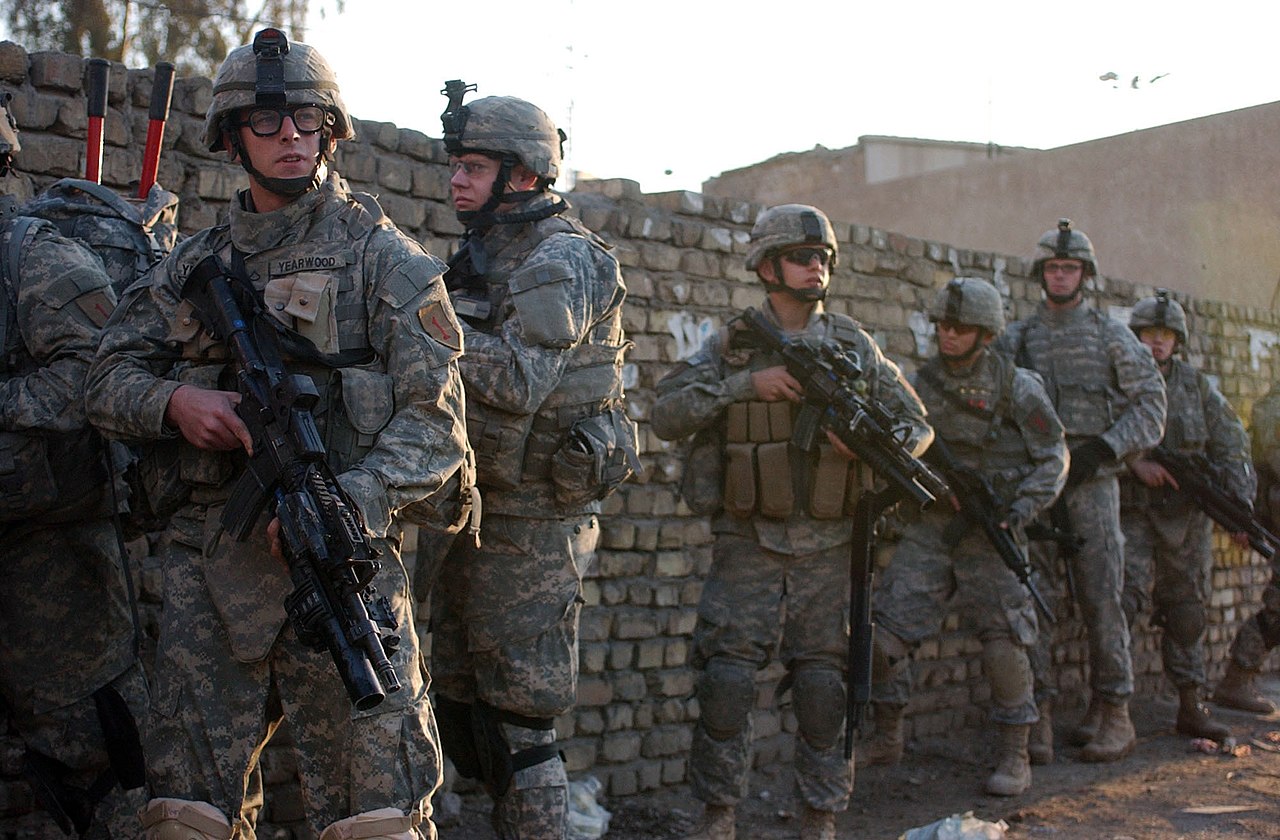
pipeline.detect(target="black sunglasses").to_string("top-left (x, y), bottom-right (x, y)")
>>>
top-left (237, 104), bottom-right (332, 137)
top-left (780, 246), bottom-right (832, 267)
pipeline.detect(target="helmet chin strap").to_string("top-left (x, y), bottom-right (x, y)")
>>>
top-left (458, 153), bottom-right (561, 231)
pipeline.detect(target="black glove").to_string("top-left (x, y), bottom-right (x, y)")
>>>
top-left (1066, 437), bottom-right (1115, 489)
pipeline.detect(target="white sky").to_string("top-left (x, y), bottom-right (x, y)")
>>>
top-left (303, 0), bottom-right (1280, 193)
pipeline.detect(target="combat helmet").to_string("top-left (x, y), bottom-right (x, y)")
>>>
top-left (0, 92), bottom-right (20, 178)
top-left (746, 204), bottom-right (839, 272)
top-left (205, 29), bottom-right (351, 196)
top-left (1129, 288), bottom-right (1188, 344)
top-left (929, 277), bottom-right (1005, 334)
top-left (1031, 218), bottom-right (1098, 279)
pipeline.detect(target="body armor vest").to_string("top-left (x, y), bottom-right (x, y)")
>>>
top-left (1012, 307), bottom-right (1124, 439)
top-left (1120, 359), bottom-right (1210, 508)
top-left (461, 213), bottom-right (628, 511)
top-left (719, 313), bottom-right (868, 520)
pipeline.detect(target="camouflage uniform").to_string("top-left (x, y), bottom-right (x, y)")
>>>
top-left (87, 124), bottom-right (465, 840)
top-left (429, 190), bottom-right (628, 837)
top-left (1222, 384), bottom-right (1280, 674)
top-left (652, 298), bottom-right (930, 814)
top-left (1120, 359), bottom-right (1252, 690)
top-left (996, 303), bottom-right (1166, 704)
top-left (0, 211), bottom-right (149, 839)
top-left (872, 350), bottom-right (1066, 720)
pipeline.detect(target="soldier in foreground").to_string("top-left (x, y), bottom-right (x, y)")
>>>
top-left (1213, 379), bottom-right (1280, 714)
top-left (1120, 292), bottom-right (1251, 740)
top-left (859, 278), bottom-right (1066, 796)
top-left (87, 31), bottom-right (467, 839)
top-left (429, 85), bottom-right (634, 839)
top-left (995, 220), bottom-right (1166, 763)
top-left (652, 204), bottom-right (931, 840)
top-left (0, 92), bottom-right (150, 840)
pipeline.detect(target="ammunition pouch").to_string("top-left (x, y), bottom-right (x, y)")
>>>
top-left (678, 426), bottom-right (724, 515)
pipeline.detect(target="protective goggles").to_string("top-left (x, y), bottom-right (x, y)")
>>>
top-left (780, 247), bottom-right (832, 267)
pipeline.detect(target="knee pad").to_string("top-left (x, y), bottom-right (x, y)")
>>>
top-left (140, 798), bottom-right (233, 840)
top-left (319, 808), bottom-right (417, 840)
top-left (472, 701), bottom-right (559, 797)
top-left (981, 639), bottom-right (1033, 710)
top-left (697, 658), bottom-right (756, 741)
top-left (1159, 602), bottom-right (1206, 648)
top-left (791, 666), bottom-right (846, 751)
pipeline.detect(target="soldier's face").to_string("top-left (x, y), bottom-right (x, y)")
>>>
top-left (1138, 326), bottom-right (1178, 362)
top-left (235, 108), bottom-right (323, 183)
top-left (449, 153), bottom-right (501, 213)
top-left (936, 320), bottom-right (986, 362)
top-left (770, 246), bottom-right (831, 295)
top-left (1041, 258), bottom-right (1086, 303)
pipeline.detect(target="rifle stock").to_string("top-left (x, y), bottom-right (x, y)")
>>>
top-left (181, 255), bottom-right (402, 710)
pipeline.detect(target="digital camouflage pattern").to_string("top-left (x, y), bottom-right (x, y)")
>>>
top-left (652, 299), bottom-right (931, 812)
top-left (0, 217), bottom-right (148, 838)
top-left (1121, 358), bottom-right (1253, 689)
top-left (444, 96), bottom-right (564, 181)
top-left (431, 191), bottom-right (627, 839)
top-left (1225, 382), bottom-right (1280, 670)
top-left (997, 301), bottom-right (1167, 704)
top-left (86, 174), bottom-right (467, 839)
top-left (871, 349), bottom-right (1067, 724)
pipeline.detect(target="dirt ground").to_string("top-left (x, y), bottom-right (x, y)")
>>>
top-left (438, 676), bottom-right (1280, 840)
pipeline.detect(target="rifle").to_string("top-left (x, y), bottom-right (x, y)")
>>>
top-left (731, 309), bottom-right (948, 758)
top-left (738, 308), bottom-right (949, 510)
top-left (1149, 446), bottom-right (1279, 559)
top-left (84, 58), bottom-right (110, 184)
top-left (137, 62), bottom-right (175, 199)
top-left (1024, 498), bottom-right (1082, 614)
top-left (922, 438), bottom-right (1054, 623)
top-left (181, 255), bottom-right (402, 710)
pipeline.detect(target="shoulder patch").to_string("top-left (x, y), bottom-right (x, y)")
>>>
top-left (75, 289), bottom-right (115, 327)
top-left (419, 300), bottom-right (461, 351)
top-left (1026, 408), bottom-right (1052, 435)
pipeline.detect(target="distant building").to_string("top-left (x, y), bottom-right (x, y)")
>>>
top-left (704, 102), bottom-right (1280, 310)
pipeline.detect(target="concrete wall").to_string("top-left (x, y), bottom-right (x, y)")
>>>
top-left (1, 42), bottom-right (1278, 839)
top-left (702, 105), bottom-right (1280, 311)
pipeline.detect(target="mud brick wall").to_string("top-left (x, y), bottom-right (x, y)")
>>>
top-left (2, 43), bottom-right (1278, 838)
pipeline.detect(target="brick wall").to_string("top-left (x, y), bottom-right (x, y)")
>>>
top-left (2, 43), bottom-right (1277, 838)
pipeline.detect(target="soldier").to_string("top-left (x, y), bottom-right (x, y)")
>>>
top-left (995, 220), bottom-right (1166, 763)
top-left (428, 85), bottom-right (635, 839)
top-left (858, 278), bottom-right (1067, 796)
top-left (86, 31), bottom-right (468, 839)
top-left (1120, 291), bottom-right (1251, 740)
top-left (0, 93), bottom-right (150, 838)
top-left (1212, 379), bottom-right (1280, 714)
top-left (652, 204), bottom-right (932, 840)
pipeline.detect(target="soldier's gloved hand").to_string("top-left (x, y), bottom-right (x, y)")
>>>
top-left (1066, 436), bottom-right (1115, 489)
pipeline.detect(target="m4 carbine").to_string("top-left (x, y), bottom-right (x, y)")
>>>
top-left (1150, 446), bottom-right (1279, 559)
top-left (182, 255), bottom-right (402, 710)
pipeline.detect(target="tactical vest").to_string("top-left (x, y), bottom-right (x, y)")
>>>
top-left (1120, 360), bottom-right (1210, 508)
top-left (719, 313), bottom-right (868, 520)
top-left (915, 352), bottom-right (1027, 502)
top-left (1012, 308), bottom-right (1123, 439)
top-left (462, 214), bottom-right (631, 506)
top-left (164, 192), bottom-right (395, 501)
top-left (0, 215), bottom-right (109, 521)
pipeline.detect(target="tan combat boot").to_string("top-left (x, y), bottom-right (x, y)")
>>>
top-left (1079, 700), bottom-right (1136, 762)
top-left (855, 703), bottom-right (905, 766)
top-left (985, 724), bottom-right (1032, 796)
top-left (1028, 700), bottom-right (1054, 765)
top-left (1213, 664), bottom-right (1276, 714)
top-left (1066, 696), bottom-right (1103, 747)
top-left (1176, 685), bottom-right (1230, 740)
top-left (685, 803), bottom-right (735, 840)
top-left (799, 806), bottom-right (837, 840)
